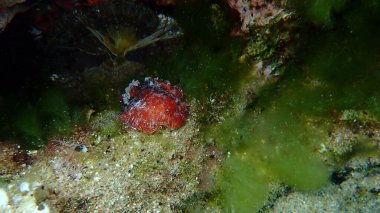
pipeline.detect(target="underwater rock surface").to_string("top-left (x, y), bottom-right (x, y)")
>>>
top-left (271, 156), bottom-right (380, 212)
top-left (0, 114), bottom-right (204, 211)
top-left (1, 0), bottom-right (380, 212)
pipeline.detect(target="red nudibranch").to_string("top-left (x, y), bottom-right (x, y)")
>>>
top-left (120, 77), bottom-right (189, 133)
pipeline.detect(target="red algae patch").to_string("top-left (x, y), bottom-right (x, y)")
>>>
top-left (120, 77), bottom-right (189, 133)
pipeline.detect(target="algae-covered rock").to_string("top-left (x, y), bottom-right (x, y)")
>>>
top-left (90, 110), bottom-right (122, 137)
top-left (4, 116), bottom-right (206, 211)
top-left (0, 181), bottom-right (51, 213)
top-left (324, 109), bottom-right (380, 157)
top-left (328, 126), bottom-right (358, 156)
top-left (271, 155), bottom-right (380, 212)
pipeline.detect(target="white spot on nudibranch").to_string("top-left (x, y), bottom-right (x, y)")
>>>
top-left (122, 80), bottom-right (140, 104)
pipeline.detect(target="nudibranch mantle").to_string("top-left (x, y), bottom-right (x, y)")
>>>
top-left (120, 77), bottom-right (189, 133)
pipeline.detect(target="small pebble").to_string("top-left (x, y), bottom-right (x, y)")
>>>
top-left (12, 194), bottom-right (21, 204)
top-left (75, 145), bottom-right (88, 153)
top-left (0, 189), bottom-right (9, 207)
top-left (31, 182), bottom-right (41, 190)
top-left (19, 182), bottom-right (29, 193)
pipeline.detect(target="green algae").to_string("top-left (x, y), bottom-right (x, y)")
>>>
top-left (220, 156), bottom-right (269, 212)
top-left (146, 2), bottom-right (247, 100)
top-left (208, 102), bottom-right (330, 211)
top-left (153, 43), bottom-right (246, 99)
top-left (295, 3), bottom-right (380, 117)
top-left (37, 90), bottom-right (71, 136)
top-left (290, 0), bottom-right (380, 28)
top-left (81, 69), bottom-right (131, 110)
top-left (289, 0), bottom-right (347, 27)
top-left (70, 106), bottom-right (88, 126)
top-left (14, 105), bottom-right (44, 147)
top-left (0, 90), bottom-right (88, 148)
top-left (200, 0), bottom-right (380, 211)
